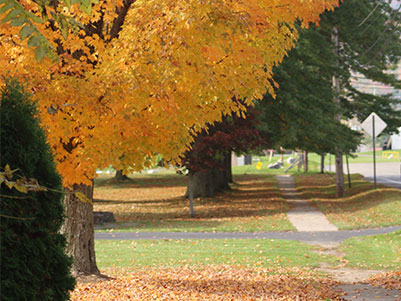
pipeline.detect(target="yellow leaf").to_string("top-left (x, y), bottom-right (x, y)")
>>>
top-left (5, 180), bottom-right (14, 190)
top-left (4, 164), bottom-right (12, 179)
top-left (0, 172), bottom-right (5, 185)
top-left (15, 179), bottom-right (28, 194)
top-left (74, 192), bottom-right (93, 205)
top-left (4, 164), bottom-right (18, 180)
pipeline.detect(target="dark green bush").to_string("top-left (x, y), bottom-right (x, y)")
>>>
top-left (0, 79), bottom-right (75, 300)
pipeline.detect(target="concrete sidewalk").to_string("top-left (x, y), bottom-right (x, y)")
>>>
top-left (276, 175), bottom-right (338, 232)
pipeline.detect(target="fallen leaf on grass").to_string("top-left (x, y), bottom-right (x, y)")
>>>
top-left (366, 271), bottom-right (401, 290)
top-left (70, 265), bottom-right (339, 300)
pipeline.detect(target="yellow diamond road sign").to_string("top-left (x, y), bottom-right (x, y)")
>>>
top-left (360, 112), bottom-right (387, 138)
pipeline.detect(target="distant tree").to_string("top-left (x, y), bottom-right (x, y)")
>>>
top-left (258, 0), bottom-right (401, 196)
top-left (257, 23), bottom-right (361, 160)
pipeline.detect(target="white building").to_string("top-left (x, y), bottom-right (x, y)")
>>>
top-left (391, 129), bottom-right (401, 150)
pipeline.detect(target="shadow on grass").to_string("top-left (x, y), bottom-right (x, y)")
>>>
top-left (312, 189), bottom-right (401, 215)
top-left (94, 174), bottom-right (290, 231)
top-left (95, 174), bottom-right (188, 189)
top-left (98, 219), bottom-right (225, 231)
top-left (118, 202), bottom-right (285, 219)
top-left (94, 196), bottom-right (185, 206)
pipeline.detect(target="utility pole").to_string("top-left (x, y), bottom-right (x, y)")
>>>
top-left (332, 26), bottom-right (345, 197)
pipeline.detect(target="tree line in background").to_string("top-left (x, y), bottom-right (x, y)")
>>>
top-left (183, 0), bottom-right (401, 198)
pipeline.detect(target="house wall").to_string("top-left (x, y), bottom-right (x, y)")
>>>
top-left (391, 128), bottom-right (401, 150)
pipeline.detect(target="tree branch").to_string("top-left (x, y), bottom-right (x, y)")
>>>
top-left (108, 0), bottom-right (136, 41)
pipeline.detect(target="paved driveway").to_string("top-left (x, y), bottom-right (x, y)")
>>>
top-left (94, 225), bottom-right (401, 245)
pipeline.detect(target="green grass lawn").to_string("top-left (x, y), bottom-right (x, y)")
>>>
top-left (308, 150), bottom-right (400, 165)
top-left (94, 174), bottom-right (295, 232)
top-left (94, 153), bottom-right (399, 233)
top-left (233, 150), bottom-right (400, 177)
top-left (294, 173), bottom-right (401, 230)
top-left (95, 238), bottom-right (338, 270)
top-left (232, 154), bottom-right (321, 175)
top-left (341, 231), bottom-right (401, 270)
top-left (95, 232), bottom-right (401, 272)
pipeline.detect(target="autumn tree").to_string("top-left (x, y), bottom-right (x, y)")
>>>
top-left (182, 107), bottom-right (265, 199)
top-left (0, 0), bottom-right (338, 276)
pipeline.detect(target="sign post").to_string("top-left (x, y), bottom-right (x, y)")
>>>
top-left (372, 115), bottom-right (376, 189)
top-left (360, 112), bottom-right (387, 189)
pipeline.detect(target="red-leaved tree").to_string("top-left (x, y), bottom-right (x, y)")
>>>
top-left (182, 107), bottom-right (267, 198)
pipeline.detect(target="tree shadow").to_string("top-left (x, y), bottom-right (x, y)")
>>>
top-left (94, 176), bottom-right (288, 230)
top-left (312, 189), bottom-right (401, 215)
top-left (95, 174), bottom-right (188, 189)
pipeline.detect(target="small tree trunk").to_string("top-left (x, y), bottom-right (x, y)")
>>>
top-left (188, 173), bottom-right (194, 217)
top-left (115, 170), bottom-right (128, 181)
top-left (297, 152), bottom-right (303, 172)
top-left (335, 151), bottom-right (345, 197)
top-left (61, 183), bottom-right (100, 277)
top-left (185, 170), bottom-right (215, 198)
top-left (332, 26), bottom-right (345, 198)
top-left (320, 154), bottom-right (325, 173)
top-left (304, 151), bottom-right (309, 173)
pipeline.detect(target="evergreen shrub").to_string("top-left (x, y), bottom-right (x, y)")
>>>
top-left (0, 79), bottom-right (75, 300)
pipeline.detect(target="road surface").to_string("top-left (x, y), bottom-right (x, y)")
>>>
top-left (331, 162), bottom-right (401, 189)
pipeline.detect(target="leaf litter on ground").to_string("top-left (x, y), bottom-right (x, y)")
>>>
top-left (70, 265), bottom-right (340, 300)
top-left (294, 173), bottom-right (401, 230)
top-left (94, 174), bottom-right (294, 232)
top-left (366, 270), bottom-right (401, 291)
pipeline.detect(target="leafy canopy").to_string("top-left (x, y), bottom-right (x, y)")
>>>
top-left (0, 0), bottom-right (338, 187)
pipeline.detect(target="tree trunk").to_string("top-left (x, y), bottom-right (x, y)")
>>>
top-left (335, 151), bottom-right (345, 197)
top-left (332, 26), bottom-right (345, 197)
top-left (320, 154), bottom-right (325, 173)
top-left (61, 183), bottom-right (100, 277)
top-left (115, 169), bottom-right (128, 181)
top-left (185, 168), bottom-right (230, 199)
top-left (225, 152), bottom-right (233, 183)
top-left (304, 151), bottom-right (309, 173)
top-left (244, 155), bottom-right (252, 165)
top-left (185, 170), bottom-right (214, 198)
top-left (213, 169), bottom-right (230, 191)
top-left (297, 151), bottom-right (303, 172)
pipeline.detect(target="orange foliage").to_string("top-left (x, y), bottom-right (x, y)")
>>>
top-left (0, 0), bottom-right (338, 187)
top-left (71, 265), bottom-right (339, 300)
top-left (367, 271), bottom-right (401, 291)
